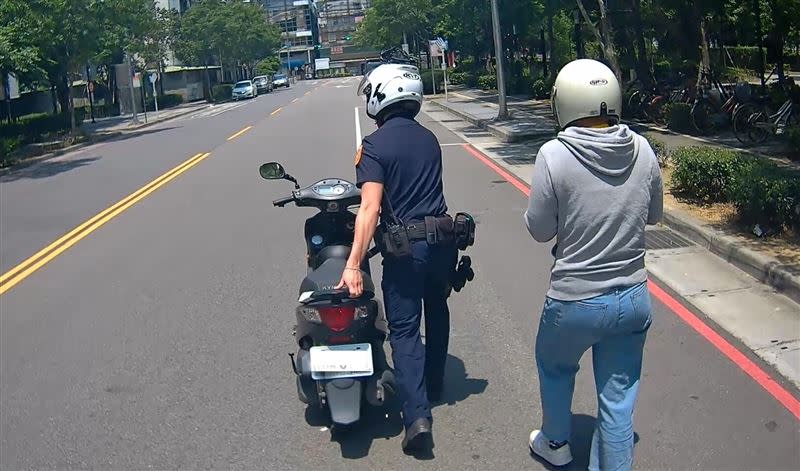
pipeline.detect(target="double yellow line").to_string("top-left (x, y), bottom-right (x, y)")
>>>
top-left (0, 152), bottom-right (211, 295)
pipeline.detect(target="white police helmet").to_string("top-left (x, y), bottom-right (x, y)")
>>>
top-left (551, 59), bottom-right (622, 129)
top-left (357, 63), bottom-right (423, 120)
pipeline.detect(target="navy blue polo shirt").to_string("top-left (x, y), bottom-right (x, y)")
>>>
top-left (355, 116), bottom-right (447, 223)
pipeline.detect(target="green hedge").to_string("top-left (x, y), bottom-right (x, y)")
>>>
top-left (212, 84), bottom-right (233, 103)
top-left (784, 126), bottom-right (800, 161)
top-left (420, 70), bottom-right (444, 95)
top-left (665, 102), bottom-right (694, 134)
top-left (645, 136), bottom-right (669, 167)
top-left (727, 160), bottom-right (800, 232)
top-left (449, 71), bottom-right (469, 85)
top-left (0, 112), bottom-right (72, 141)
top-left (531, 77), bottom-right (554, 99)
top-left (0, 136), bottom-right (23, 163)
top-left (477, 74), bottom-right (496, 90)
top-left (670, 146), bottom-right (800, 234)
top-left (145, 93), bottom-right (184, 111)
top-left (670, 147), bottom-right (750, 203)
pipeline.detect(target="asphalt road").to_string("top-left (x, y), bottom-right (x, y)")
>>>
top-left (1, 78), bottom-right (798, 470)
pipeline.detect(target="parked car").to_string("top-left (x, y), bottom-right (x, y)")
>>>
top-left (272, 73), bottom-right (290, 88)
top-left (253, 75), bottom-right (273, 94)
top-left (232, 80), bottom-right (257, 100)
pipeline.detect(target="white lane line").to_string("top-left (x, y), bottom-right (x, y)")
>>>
top-left (354, 106), bottom-right (362, 150)
top-left (440, 143), bottom-right (465, 147)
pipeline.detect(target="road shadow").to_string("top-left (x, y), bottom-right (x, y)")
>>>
top-left (302, 353), bottom-right (486, 461)
top-left (98, 126), bottom-right (179, 144)
top-left (0, 156), bottom-right (100, 182)
top-left (528, 414), bottom-right (641, 470)
top-left (303, 397), bottom-right (404, 460)
top-left (431, 354), bottom-right (489, 409)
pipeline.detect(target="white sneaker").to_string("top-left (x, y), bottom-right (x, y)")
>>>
top-left (529, 429), bottom-right (573, 467)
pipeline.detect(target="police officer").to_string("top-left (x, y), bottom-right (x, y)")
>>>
top-left (336, 63), bottom-right (457, 454)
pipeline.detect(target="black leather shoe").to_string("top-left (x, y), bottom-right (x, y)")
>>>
top-left (402, 418), bottom-right (433, 453)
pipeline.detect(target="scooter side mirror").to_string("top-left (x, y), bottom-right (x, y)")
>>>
top-left (259, 162), bottom-right (286, 180)
top-left (259, 162), bottom-right (300, 189)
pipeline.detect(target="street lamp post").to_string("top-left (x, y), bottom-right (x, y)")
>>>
top-left (490, 0), bottom-right (508, 120)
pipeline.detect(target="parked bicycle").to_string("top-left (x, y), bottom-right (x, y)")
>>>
top-left (734, 97), bottom-right (799, 145)
top-left (690, 69), bottom-right (741, 135)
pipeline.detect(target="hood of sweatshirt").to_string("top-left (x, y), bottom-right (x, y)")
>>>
top-left (556, 124), bottom-right (639, 177)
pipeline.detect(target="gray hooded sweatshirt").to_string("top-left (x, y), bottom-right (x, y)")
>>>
top-left (524, 124), bottom-right (663, 301)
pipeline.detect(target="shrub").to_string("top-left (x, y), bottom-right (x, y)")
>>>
top-left (477, 74), bottom-right (496, 90)
top-left (727, 161), bottom-right (800, 233)
top-left (670, 146), bottom-right (750, 203)
top-left (783, 126), bottom-right (800, 161)
top-left (665, 102), bottom-right (694, 133)
top-left (531, 77), bottom-right (554, 99)
top-left (211, 84), bottom-right (233, 103)
top-left (645, 135), bottom-right (669, 167)
top-left (449, 71), bottom-right (469, 85)
top-left (145, 93), bottom-right (184, 111)
top-left (1, 136), bottom-right (23, 162)
top-left (420, 70), bottom-right (444, 95)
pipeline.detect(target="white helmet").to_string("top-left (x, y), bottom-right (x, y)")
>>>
top-left (551, 59), bottom-right (622, 129)
top-left (357, 63), bottom-right (423, 120)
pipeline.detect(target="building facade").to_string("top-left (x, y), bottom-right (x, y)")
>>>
top-left (317, 0), bottom-right (369, 48)
top-left (316, 0), bottom-right (379, 76)
top-left (264, 0), bottom-right (320, 74)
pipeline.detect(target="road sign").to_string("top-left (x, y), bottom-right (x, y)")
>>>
top-left (315, 58), bottom-right (329, 71)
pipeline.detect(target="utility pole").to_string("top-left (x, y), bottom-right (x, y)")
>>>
top-left (490, 0), bottom-right (508, 120)
top-left (127, 53), bottom-right (139, 124)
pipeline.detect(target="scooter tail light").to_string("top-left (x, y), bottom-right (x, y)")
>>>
top-left (318, 306), bottom-right (356, 332)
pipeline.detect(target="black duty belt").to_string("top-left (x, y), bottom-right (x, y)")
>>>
top-left (405, 215), bottom-right (454, 245)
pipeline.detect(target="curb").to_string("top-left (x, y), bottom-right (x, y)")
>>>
top-left (661, 207), bottom-right (800, 304)
top-left (0, 104), bottom-right (208, 177)
top-left (428, 99), bottom-right (556, 143)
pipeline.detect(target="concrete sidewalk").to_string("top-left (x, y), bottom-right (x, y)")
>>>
top-left (423, 99), bottom-right (800, 388)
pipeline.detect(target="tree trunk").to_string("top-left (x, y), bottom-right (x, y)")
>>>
top-left (50, 85), bottom-right (58, 115)
top-left (632, 0), bottom-right (653, 87)
top-left (769, 0), bottom-right (786, 84)
top-left (697, 15), bottom-right (711, 90)
top-left (66, 71), bottom-right (76, 133)
top-left (576, 0), bottom-right (622, 80)
top-left (547, 0), bottom-right (556, 78)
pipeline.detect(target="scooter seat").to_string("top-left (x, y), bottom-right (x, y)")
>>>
top-left (298, 258), bottom-right (375, 301)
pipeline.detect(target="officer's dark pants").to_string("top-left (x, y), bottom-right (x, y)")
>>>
top-left (381, 239), bottom-right (457, 429)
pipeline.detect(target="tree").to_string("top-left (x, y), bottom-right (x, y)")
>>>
top-left (30, 0), bottom-right (103, 132)
top-left (175, 0), bottom-right (280, 95)
top-left (355, 0), bottom-right (434, 50)
top-left (0, 0), bottom-right (45, 121)
top-left (255, 56), bottom-right (280, 77)
top-left (575, 0), bottom-right (622, 80)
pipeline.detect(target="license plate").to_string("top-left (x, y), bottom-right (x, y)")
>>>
top-left (310, 343), bottom-right (373, 380)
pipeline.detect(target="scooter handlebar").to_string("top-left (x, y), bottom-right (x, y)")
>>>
top-left (273, 195), bottom-right (295, 207)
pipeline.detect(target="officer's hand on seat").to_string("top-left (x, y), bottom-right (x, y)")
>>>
top-left (336, 267), bottom-right (363, 298)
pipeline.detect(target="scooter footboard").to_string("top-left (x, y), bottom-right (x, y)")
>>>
top-left (325, 378), bottom-right (362, 425)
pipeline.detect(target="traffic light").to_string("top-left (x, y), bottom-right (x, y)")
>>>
top-left (344, 35), bottom-right (351, 41)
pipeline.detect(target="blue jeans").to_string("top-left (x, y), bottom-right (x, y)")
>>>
top-left (535, 282), bottom-right (652, 471)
